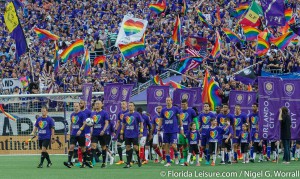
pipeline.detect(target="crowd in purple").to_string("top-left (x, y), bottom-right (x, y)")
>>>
top-left (0, 0), bottom-right (299, 101)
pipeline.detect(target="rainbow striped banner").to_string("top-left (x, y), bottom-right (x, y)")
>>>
top-left (196, 9), bottom-right (212, 29)
top-left (270, 31), bottom-right (298, 50)
top-left (84, 50), bottom-right (91, 77)
top-left (172, 15), bottom-right (181, 44)
top-left (222, 28), bottom-right (241, 43)
top-left (118, 35), bottom-right (145, 59)
top-left (211, 31), bottom-right (221, 59)
top-left (60, 39), bottom-right (84, 63)
top-left (284, 8), bottom-right (292, 22)
top-left (149, 0), bottom-right (166, 14)
top-left (34, 28), bottom-right (59, 41)
top-left (0, 104), bottom-right (17, 122)
top-left (242, 26), bottom-right (261, 41)
top-left (256, 36), bottom-right (270, 57)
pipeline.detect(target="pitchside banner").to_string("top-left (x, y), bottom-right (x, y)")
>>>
top-left (191, 87), bottom-right (202, 112)
top-left (229, 91), bottom-right (257, 115)
top-left (147, 86), bottom-right (169, 118)
top-left (281, 79), bottom-right (300, 140)
top-left (82, 83), bottom-right (93, 110)
top-left (173, 88), bottom-right (196, 107)
top-left (258, 77), bottom-right (281, 140)
top-left (103, 83), bottom-right (122, 126)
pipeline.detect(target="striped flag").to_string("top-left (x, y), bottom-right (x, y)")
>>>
top-left (172, 15), bottom-right (182, 44)
top-left (185, 48), bottom-right (201, 57)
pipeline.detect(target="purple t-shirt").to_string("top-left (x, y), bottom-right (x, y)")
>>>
top-left (206, 126), bottom-right (224, 143)
top-left (91, 110), bottom-right (110, 136)
top-left (217, 113), bottom-right (234, 126)
top-left (222, 125), bottom-right (233, 139)
top-left (82, 108), bottom-right (92, 134)
top-left (151, 114), bottom-right (161, 135)
top-left (187, 130), bottom-right (201, 145)
top-left (239, 131), bottom-right (251, 144)
top-left (199, 112), bottom-right (216, 135)
top-left (142, 114), bottom-right (151, 137)
top-left (180, 107), bottom-right (197, 134)
top-left (70, 111), bottom-right (85, 137)
top-left (233, 113), bottom-right (247, 136)
top-left (122, 112), bottom-right (143, 138)
top-left (160, 106), bottom-right (181, 133)
top-left (35, 116), bottom-right (55, 140)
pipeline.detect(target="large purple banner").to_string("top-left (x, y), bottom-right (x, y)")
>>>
top-left (147, 86), bottom-right (169, 118)
top-left (120, 84), bottom-right (134, 102)
top-left (191, 87), bottom-right (202, 112)
top-left (281, 79), bottom-right (300, 140)
top-left (261, 0), bottom-right (285, 26)
top-left (258, 77), bottom-right (281, 140)
top-left (229, 91), bottom-right (257, 115)
top-left (103, 83), bottom-right (123, 126)
top-left (82, 83), bottom-right (93, 110)
top-left (173, 88), bottom-right (196, 107)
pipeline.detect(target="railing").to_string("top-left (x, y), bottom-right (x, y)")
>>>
top-left (263, 68), bottom-right (283, 74)
top-left (131, 71), bottom-right (170, 96)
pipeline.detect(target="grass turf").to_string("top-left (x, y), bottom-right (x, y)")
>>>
top-left (1, 155), bottom-right (300, 179)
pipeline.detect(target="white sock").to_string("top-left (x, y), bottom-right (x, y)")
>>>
top-left (296, 149), bottom-right (300, 158)
top-left (228, 152), bottom-right (232, 162)
top-left (145, 149), bottom-right (149, 161)
top-left (213, 154), bottom-right (216, 163)
top-left (253, 153), bottom-right (256, 160)
top-left (187, 153), bottom-right (192, 163)
top-left (196, 154), bottom-right (199, 163)
top-left (221, 150), bottom-right (225, 161)
top-left (273, 151), bottom-right (277, 160)
top-left (259, 154), bottom-right (263, 160)
top-left (107, 152), bottom-right (112, 158)
top-left (243, 153), bottom-right (246, 162)
top-left (155, 154), bottom-right (158, 160)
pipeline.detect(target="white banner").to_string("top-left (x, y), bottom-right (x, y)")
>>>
top-left (115, 15), bottom-right (148, 45)
top-left (1, 78), bottom-right (22, 92)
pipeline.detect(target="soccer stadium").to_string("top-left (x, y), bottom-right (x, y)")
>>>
top-left (1, 0), bottom-right (300, 179)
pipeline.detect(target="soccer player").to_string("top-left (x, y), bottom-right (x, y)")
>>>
top-left (90, 100), bottom-right (111, 168)
top-left (248, 103), bottom-right (259, 160)
top-left (31, 106), bottom-right (55, 168)
top-left (185, 122), bottom-right (201, 166)
top-left (151, 105), bottom-right (164, 163)
top-left (199, 103), bottom-right (216, 163)
top-left (232, 104), bottom-right (247, 163)
top-left (179, 99), bottom-right (197, 164)
top-left (137, 108), bottom-right (152, 164)
top-left (114, 101), bottom-right (129, 165)
top-left (217, 104), bottom-right (234, 127)
top-left (157, 97), bottom-right (183, 167)
top-left (120, 102), bottom-right (144, 168)
top-left (64, 102), bottom-right (92, 168)
top-left (220, 118), bottom-right (233, 164)
top-left (238, 123), bottom-right (251, 164)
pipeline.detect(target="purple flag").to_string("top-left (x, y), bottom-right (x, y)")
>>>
top-left (82, 83), bottom-right (93, 110)
top-left (103, 83), bottom-right (123, 126)
top-left (120, 84), bottom-right (134, 102)
top-left (173, 88), bottom-right (196, 107)
top-left (147, 86), bottom-right (169, 118)
top-left (261, 0), bottom-right (285, 26)
top-left (281, 79), bottom-right (300, 140)
top-left (229, 91), bottom-right (257, 115)
top-left (191, 87), bottom-right (202, 112)
top-left (258, 77), bottom-right (281, 140)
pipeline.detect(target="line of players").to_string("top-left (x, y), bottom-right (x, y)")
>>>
top-left (32, 97), bottom-right (300, 168)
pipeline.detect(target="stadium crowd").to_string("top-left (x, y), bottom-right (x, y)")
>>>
top-left (0, 0), bottom-right (299, 101)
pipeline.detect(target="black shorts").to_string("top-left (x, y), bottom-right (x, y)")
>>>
top-left (241, 143), bottom-right (249, 153)
top-left (189, 144), bottom-right (200, 154)
top-left (38, 139), bottom-right (50, 149)
top-left (253, 142), bottom-right (262, 153)
top-left (270, 141), bottom-right (276, 152)
top-left (117, 134), bottom-right (124, 144)
top-left (91, 135), bottom-right (111, 146)
top-left (70, 136), bottom-right (85, 147)
top-left (221, 139), bottom-right (232, 150)
top-left (209, 142), bottom-right (218, 154)
top-left (125, 138), bottom-right (139, 146)
top-left (296, 141), bottom-right (300, 145)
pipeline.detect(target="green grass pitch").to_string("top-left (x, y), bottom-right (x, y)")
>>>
top-left (1, 155), bottom-right (300, 179)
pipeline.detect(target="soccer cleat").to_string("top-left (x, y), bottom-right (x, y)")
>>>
top-left (138, 160), bottom-right (142, 167)
top-left (250, 159), bottom-right (254, 163)
top-left (123, 164), bottom-right (131, 168)
top-left (227, 161), bottom-right (232, 165)
top-left (291, 157), bottom-right (295, 161)
top-left (295, 158), bottom-right (299, 161)
top-left (160, 160), bottom-right (165, 164)
top-left (205, 161), bottom-right (210, 165)
top-left (211, 162), bottom-right (215, 166)
top-left (110, 157), bottom-right (114, 165)
top-left (64, 162), bottom-right (72, 168)
top-left (47, 163), bottom-right (52, 168)
top-left (101, 163), bottom-right (106, 168)
top-left (175, 158), bottom-right (179, 165)
top-left (190, 160), bottom-right (194, 165)
top-left (142, 160), bottom-right (148, 165)
top-left (37, 163), bottom-right (43, 168)
top-left (164, 163), bottom-right (171, 167)
top-left (80, 163), bottom-right (86, 168)
top-left (232, 160), bottom-right (238, 163)
top-left (196, 162), bottom-right (200, 166)
top-left (246, 160), bottom-right (249, 163)
top-left (220, 161), bottom-right (225, 165)
top-left (258, 159), bottom-right (263, 163)
top-left (272, 159), bottom-right (278, 163)
top-left (70, 162), bottom-right (74, 166)
top-left (154, 159), bottom-right (159, 163)
top-left (184, 162), bottom-right (189, 166)
top-left (85, 161), bottom-right (93, 168)
top-left (179, 158), bottom-right (185, 164)
top-left (116, 160), bottom-right (124, 165)
top-left (242, 162), bottom-right (246, 164)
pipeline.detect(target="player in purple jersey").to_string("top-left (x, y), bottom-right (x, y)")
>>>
top-left (238, 123), bottom-right (251, 164)
top-left (157, 97), bottom-right (183, 167)
top-left (91, 100), bottom-right (111, 168)
top-left (233, 104), bottom-right (247, 163)
top-left (150, 105), bottom-right (164, 163)
top-left (248, 103), bottom-right (259, 160)
top-left (179, 99), bottom-right (197, 164)
top-left (199, 103), bottom-right (216, 162)
top-left (30, 106), bottom-right (55, 168)
top-left (220, 118), bottom-right (233, 165)
top-left (120, 102), bottom-right (144, 168)
top-left (114, 101), bottom-right (129, 165)
top-left (217, 104), bottom-right (234, 127)
top-left (64, 103), bottom-right (92, 168)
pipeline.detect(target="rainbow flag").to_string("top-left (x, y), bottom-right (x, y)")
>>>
top-left (149, 0), bottom-right (166, 14)
top-left (242, 26), bottom-right (261, 41)
top-left (216, 6), bottom-right (221, 22)
top-left (117, 55), bottom-right (125, 67)
top-left (0, 104), bottom-right (17, 122)
top-left (208, 79), bottom-right (222, 111)
top-left (280, 23), bottom-right (291, 34)
top-left (211, 31), bottom-right (221, 59)
top-left (270, 31), bottom-right (298, 50)
top-left (84, 50), bottom-right (91, 76)
top-left (284, 8), bottom-right (292, 22)
top-left (60, 39), bottom-right (84, 63)
top-left (247, 84), bottom-right (253, 91)
top-left (291, 38), bottom-right (298, 46)
top-left (288, 16), bottom-right (296, 25)
top-left (181, 0), bottom-right (187, 15)
top-left (222, 28), bottom-right (241, 43)
top-left (258, 31), bottom-right (272, 42)
top-left (33, 28), bottom-right (59, 41)
top-left (202, 69), bottom-right (211, 104)
top-left (256, 36), bottom-right (270, 57)
top-left (176, 57), bottom-right (203, 74)
top-left (233, 3), bottom-right (249, 18)
top-left (196, 9), bottom-right (212, 29)
top-left (19, 76), bottom-right (29, 88)
top-left (94, 56), bottom-right (106, 65)
top-left (172, 15), bottom-right (182, 44)
top-left (169, 80), bottom-right (185, 89)
top-left (118, 35), bottom-right (145, 59)
top-left (53, 41), bottom-right (59, 74)
top-left (153, 74), bottom-right (164, 85)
